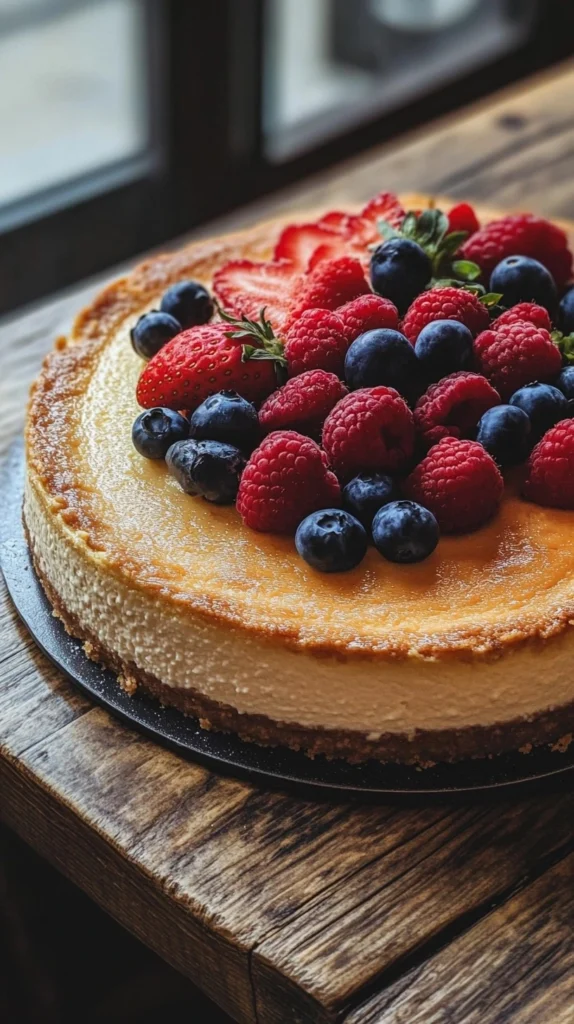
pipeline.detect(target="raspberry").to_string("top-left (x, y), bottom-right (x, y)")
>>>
top-left (447, 202), bottom-right (480, 237)
top-left (491, 302), bottom-right (552, 332)
top-left (474, 320), bottom-right (562, 400)
top-left (236, 431), bottom-right (341, 533)
top-left (288, 256), bottom-right (370, 323)
top-left (322, 387), bottom-right (415, 480)
top-left (337, 293), bottom-right (399, 343)
top-left (405, 437), bottom-right (504, 533)
top-left (524, 420), bottom-right (574, 509)
top-left (414, 371), bottom-right (500, 448)
top-left (259, 370), bottom-right (347, 436)
top-left (461, 214), bottom-right (573, 289)
top-left (285, 308), bottom-right (349, 377)
top-left (401, 287), bottom-right (490, 344)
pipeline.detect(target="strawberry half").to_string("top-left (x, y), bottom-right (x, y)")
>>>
top-left (274, 222), bottom-right (343, 271)
top-left (212, 258), bottom-right (296, 332)
top-left (348, 192), bottom-right (406, 246)
top-left (136, 319), bottom-right (286, 412)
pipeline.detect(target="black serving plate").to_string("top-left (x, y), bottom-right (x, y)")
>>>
top-left (3, 438), bottom-right (574, 801)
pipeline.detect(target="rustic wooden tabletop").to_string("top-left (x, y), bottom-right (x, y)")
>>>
top-left (2, 61), bottom-right (574, 1024)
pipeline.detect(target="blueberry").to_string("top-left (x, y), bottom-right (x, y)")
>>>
top-left (370, 238), bottom-right (432, 314)
top-left (559, 286), bottom-right (574, 334)
top-left (372, 500), bottom-right (439, 564)
top-left (166, 439), bottom-right (246, 504)
top-left (414, 319), bottom-right (473, 381)
top-left (490, 256), bottom-right (557, 313)
top-left (476, 405), bottom-right (531, 467)
top-left (344, 328), bottom-right (421, 399)
top-left (342, 473), bottom-right (398, 531)
top-left (295, 509), bottom-right (367, 573)
top-left (160, 280), bottom-right (214, 328)
top-left (189, 390), bottom-right (259, 451)
top-left (555, 365), bottom-right (574, 402)
top-left (132, 408), bottom-right (189, 459)
top-left (509, 382), bottom-right (568, 441)
top-left (130, 311), bottom-right (182, 360)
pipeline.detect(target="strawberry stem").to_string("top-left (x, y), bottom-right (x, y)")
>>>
top-left (215, 301), bottom-right (288, 383)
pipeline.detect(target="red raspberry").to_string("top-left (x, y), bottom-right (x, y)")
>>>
top-left (461, 214), bottom-right (573, 288)
top-left (288, 256), bottom-right (370, 324)
top-left (236, 431), bottom-right (340, 533)
top-left (448, 202), bottom-right (480, 237)
top-left (322, 387), bottom-right (415, 480)
top-left (259, 370), bottom-right (347, 436)
top-left (414, 372), bottom-right (500, 448)
top-left (285, 308), bottom-right (349, 377)
top-left (491, 302), bottom-right (552, 332)
top-left (405, 437), bottom-right (504, 533)
top-left (474, 320), bottom-right (562, 400)
top-left (401, 287), bottom-right (490, 344)
top-left (524, 420), bottom-right (574, 509)
top-left (336, 293), bottom-right (399, 343)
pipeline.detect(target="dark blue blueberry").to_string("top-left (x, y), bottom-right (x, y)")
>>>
top-left (131, 408), bottom-right (189, 459)
top-left (559, 286), bottom-right (574, 334)
top-left (372, 500), bottom-right (439, 564)
top-left (130, 311), bottom-right (181, 360)
top-left (414, 319), bottom-right (473, 381)
top-left (509, 382), bottom-right (567, 441)
top-left (370, 238), bottom-right (432, 314)
top-left (295, 509), bottom-right (367, 573)
top-left (490, 256), bottom-right (557, 313)
top-left (160, 280), bottom-right (213, 328)
top-left (555, 365), bottom-right (574, 402)
top-left (476, 405), bottom-right (531, 467)
top-left (342, 473), bottom-right (398, 531)
top-left (344, 328), bottom-right (421, 400)
top-left (166, 439), bottom-right (246, 504)
top-left (189, 390), bottom-right (259, 451)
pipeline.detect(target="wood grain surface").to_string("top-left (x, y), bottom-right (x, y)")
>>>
top-left (2, 60), bottom-right (574, 1024)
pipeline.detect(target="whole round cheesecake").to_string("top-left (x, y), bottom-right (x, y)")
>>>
top-left (24, 193), bottom-right (574, 764)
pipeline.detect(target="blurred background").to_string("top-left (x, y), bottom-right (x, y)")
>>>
top-left (1, 0), bottom-right (573, 316)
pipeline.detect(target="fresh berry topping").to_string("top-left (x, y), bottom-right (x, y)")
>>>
top-left (460, 214), bottom-right (573, 289)
top-left (490, 255), bottom-right (557, 313)
top-left (354, 191), bottom-right (406, 243)
top-left (136, 321), bottom-right (282, 412)
top-left (524, 420), bottom-right (574, 509)
top-left (491, 302), bottom-right (552, 332)
top-left (131, 408), bottom-right (189, 460)
top-left (405, 437), bottom-right (503, 533)
top-left (288, 256), bottom-right (370, 323)
top-left (344, 328), bottom-right (421, 400)
top-left (166, 439), bottom-right (246, 504)
top-left (130, 311), bottom-right (182, 360)
top-left (322, 387), bottom-right (415, 479)
top-left (337, 293), bottom-right (399, 342)
top-left (237, 432), bottom-right (341, 534)
top-left (401, 286), bottom-right (490, 344)
top-left (559, 287), bottom-right (574, 334)
top-left (447, 203), bottom-right (480, 237)
top-left (370, 238), bottom-right (432, 314)
top-left (189, 390), bottom-right (260, 451)
top-left (212, 259), bottom-right (295, 332)
top-left (475, 405), bottom-right (531, 467)
top-left (555, 366), bottom-right (574, 404)
top-left (274, 221), bottom-right (343, 271)
top-left (414, 371), bottom-right (500, 448)
top-left (160, 280), bottom-right (214, 328)
top-left (372, 500), bottom-right (439, 563)
top-left (259, 370), bottom-right (347, 436)
top-left (295, 509), bottom-right (367, 573)
top-left (414, 319), bottom-right (473, 381)
top-left (509, 382), bottom-right (568, 442)
top-left (342, 472), bottom-right (398, 531)
top-left (473, 320), bottom-right (562, 400)
top-left (284, 308), bottom-right (349, 377)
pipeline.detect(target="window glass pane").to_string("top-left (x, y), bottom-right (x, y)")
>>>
top-left (0, 0), bottom-right (148, 209)
top-left (264, 0), bottom-right (537, 161)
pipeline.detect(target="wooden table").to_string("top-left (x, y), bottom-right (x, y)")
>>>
top-left (3, 61), bottom-right (574, 1024)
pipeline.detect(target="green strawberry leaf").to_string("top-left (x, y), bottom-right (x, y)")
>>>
top-left (400, 211), bottom-right (419, 240)
top-left (552, 329), bottom-right (574, 364)
top-left (376, 218), bottom-right (401, 242)
top-left (439, 231), bottom-right (469, 257)
top-left (452, 260), bottom-right (482, 282)
top-left (216, 301), bottom-right (287, 377)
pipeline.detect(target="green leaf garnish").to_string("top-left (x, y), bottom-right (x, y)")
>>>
top-left (452, 260), bottom-right (482, 282)
top-left (480, 292), bottom-right (504, 308)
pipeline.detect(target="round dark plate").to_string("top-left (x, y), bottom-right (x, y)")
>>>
top-left (2, 438), bottom-right (574, 801)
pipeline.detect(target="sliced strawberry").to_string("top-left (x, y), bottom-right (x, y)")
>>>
top-left (349, 191), bottom-right (406, 246)
top-left (317, 211), bottom-right (349, 230)
top-left (308, 238), bottom-right (352, 271)
top-left (274, 222), bottom-right (341, 271)
top-left (212, 258), bottom-right (296, 332)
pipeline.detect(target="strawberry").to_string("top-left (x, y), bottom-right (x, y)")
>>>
top-left (212, 258), bottom-right (296, 332)
top-left (350, 192), bottom-right (406, 245)
top-left (274, 222), bottom-right (343, 271)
